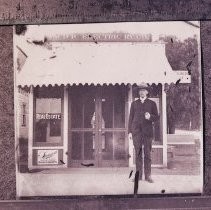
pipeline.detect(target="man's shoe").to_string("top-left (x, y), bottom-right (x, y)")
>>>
top-left (145, 176), bottom-right (154, 183)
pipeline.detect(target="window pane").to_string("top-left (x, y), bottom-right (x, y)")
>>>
top-left (50, 120), bottom-right (61, 136)
top-left (34, 87), bottom-right (62, 144)
top-left (35, 120), bottom-right (48, 142)
top-left (149, 97), bottom-right (162, 144)
top-left (154, 121), bottom-right (161, 142)
top-left (36, 98), bottom-right (61, 113)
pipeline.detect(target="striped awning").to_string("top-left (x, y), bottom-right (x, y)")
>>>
top-left (16, 42), bottom-right (190, 87)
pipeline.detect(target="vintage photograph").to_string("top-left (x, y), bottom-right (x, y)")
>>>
top-left (14, 21), bottom-right (203, 197)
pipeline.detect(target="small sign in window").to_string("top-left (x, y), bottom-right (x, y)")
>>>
top-left (37, 149), bottom-right (59, 165)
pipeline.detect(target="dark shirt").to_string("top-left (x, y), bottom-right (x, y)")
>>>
top-left (128, 98), bottom-right (159, 137)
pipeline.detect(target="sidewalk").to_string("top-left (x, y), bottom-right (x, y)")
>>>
top-left (18, 169), bottom-right (202, 197)
top-left (17, 143), bottom-right (202, 197)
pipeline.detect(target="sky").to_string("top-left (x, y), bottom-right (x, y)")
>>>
top-left (24, 21), bottom-right (200, 42)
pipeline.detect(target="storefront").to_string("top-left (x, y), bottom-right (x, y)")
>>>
top-left (15, 33), bottom-right (191, 171)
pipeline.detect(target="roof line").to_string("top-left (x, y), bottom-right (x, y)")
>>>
top-left (16, 45), bottom-right (28, 58)
top-left (184, 21), bottom-right (200, 28)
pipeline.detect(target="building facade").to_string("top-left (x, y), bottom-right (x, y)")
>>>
top-left (15, 27), bottom-right (190, 171)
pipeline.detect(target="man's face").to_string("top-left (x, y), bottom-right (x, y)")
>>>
top-left (139, 89), bottom-right (148, 98)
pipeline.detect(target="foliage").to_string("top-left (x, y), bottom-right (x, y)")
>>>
top-left (160, 36), bottom-right (201, 132)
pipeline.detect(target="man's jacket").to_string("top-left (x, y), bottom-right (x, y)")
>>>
top-left (128, 98), bottom-right (159, 138)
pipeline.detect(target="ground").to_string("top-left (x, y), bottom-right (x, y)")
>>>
top-left (17, 142), bottom-right (202, 197)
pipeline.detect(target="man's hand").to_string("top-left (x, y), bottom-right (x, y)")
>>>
top-left (128, 133), bottom-right (133, 140)
top-left (145, 112), bottom-right (151, 120)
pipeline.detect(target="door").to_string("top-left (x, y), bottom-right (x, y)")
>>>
top-left (68, 85), bottom-right (128, 167)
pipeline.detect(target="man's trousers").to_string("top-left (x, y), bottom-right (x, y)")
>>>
top-left (132, 134), bottom-right (152, 179)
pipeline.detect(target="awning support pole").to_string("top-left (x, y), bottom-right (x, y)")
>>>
top-left (162, 84), bottom-right (168, 167)
top-left (63, 86), bottom-right (68, 167)
top-left (128, 84), bottom-right (134, 167)
top-left (28, 85), bottom-right (34, 169)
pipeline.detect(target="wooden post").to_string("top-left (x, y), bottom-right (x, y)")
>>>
top-left (162, 84), bottom-right (168, 167)
top-left (197, 31), bottom-right (203, 190)
top-left (128, 84), bottom-right (134, 167)
top-left (28, 85), bottom-right (34, 169)
top-left (14, 34), bottom-right (20, 198)
top-left (63, 85), bottom-right (68, 167)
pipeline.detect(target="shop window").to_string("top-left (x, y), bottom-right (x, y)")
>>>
top-left (34, 87), bottom-right (63, 146)
top-left (22, 103), bottom-right (26, 127)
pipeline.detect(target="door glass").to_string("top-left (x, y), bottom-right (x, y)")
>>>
top-left (84, 94), bottom-right (95, 128)
top-left (70, 87), bottom-right (83, 128)
top-left (114, 132), bottom-right (126, 160)
top-left (102, 132), bottom-right (126, 161)
top-left (84, 132), bottom-right (95, 160)
top-left (70, 86), bottom-right (96, 128)
top-left (114, 88), bottom-right (125, 128)
top-left (102, 86), bottom-right (126, 128)
top-left (71, 96), bottom-right (83, 128)
top-left (71, 132), bottom-right (82, 160)
top-left (71, 132), bottom-right (95, 161)
top-left (102, 89), bottom-right (113, 128)
top-left (102, 132), bottom-right (113, 160)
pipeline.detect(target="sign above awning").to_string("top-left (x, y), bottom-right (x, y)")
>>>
top-left (16, 42), bottom-right (190, 87)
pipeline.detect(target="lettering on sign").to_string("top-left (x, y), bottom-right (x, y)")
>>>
top-left (176, 71), bottom-right (191, 83)
top-left (37, 150), bottom-right (59, 165)
top-left (36, 113), bottom-right (61, 120)
top-left (49, 33), bottom-right (152, 42)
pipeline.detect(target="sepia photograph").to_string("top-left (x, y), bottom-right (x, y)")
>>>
top-left (14, 21), bottom-right (203, 197)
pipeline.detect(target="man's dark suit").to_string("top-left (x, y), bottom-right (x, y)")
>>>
top-left (128, 98), bottom-right (159, 179)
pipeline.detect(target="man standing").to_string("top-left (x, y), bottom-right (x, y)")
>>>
top-left (128, 84), bottom-right (159, 183)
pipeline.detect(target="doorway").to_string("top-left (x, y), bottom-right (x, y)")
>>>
top-left (68, 85), bottom-right (129, 167)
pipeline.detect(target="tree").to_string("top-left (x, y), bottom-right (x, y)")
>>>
top-left (159, 36), bottom-right (201, 133)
